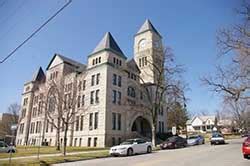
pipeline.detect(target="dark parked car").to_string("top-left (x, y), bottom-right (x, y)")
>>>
top-left (241, 131), bottom-right (250, 138)
top-left (160, 136), bottom-right (187, 149)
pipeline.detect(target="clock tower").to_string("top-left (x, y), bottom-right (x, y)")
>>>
top-left (134, 19), bottom-right (163, 84)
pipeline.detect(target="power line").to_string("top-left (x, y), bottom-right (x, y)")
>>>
top-left (0, 0), bottom-right (72, 64)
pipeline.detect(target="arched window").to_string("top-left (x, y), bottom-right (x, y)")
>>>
top-left (48, 97), bottom-right (56, 112)
top-left (127, 86), bottom-right (136, 98)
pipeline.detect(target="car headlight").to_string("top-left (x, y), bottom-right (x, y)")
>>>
top-left (118, 147), bottom-right (127, 150)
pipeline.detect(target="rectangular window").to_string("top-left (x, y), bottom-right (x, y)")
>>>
top-left (118, 137), bottom-right (121, 144)
top-left (112, 113), bottom-right (116, 130)
top-left (80, 115), bottom-right (84, 131)
top-left (74, 138), bottom-right (77, 147)
top-left (112, 90), bottom-right (116, 104)
top-left (91, 75), bottom-right (95, 86)
top-left (78, 81), bottom-right (82, 91)
top-left (82, 80), bottom-right (86, 90)
top-left (139, 58), bottom-right (141, 67)
top-left (96, 73), bottom-right (100, 85)
top-left (46, 120), bottom-right (49, 133)
top-left (94, 137), bottom-right (98, 147)
top-left (36, 121), bottom-right (39, 133)
top-left (159, 121), bottom-right (161, 133)
top-left (145, 57), bottom-right (147, 65)
top-left (90, 91), bottom-right (94, 104)
top-left (92, 59), bottom-right (95, 65)
top-left (118, 76), bottom-right (121, 87)
top-left (112, 137), bottom-right (115, 146)
top-left (81, 95), bottom-right (85, 106)
top-left (51, 119), bottom-right (54, 132)
top-left (99, 57), bottom-right (101, 63)
top-left (95, 90), bottom-right (100, 103)
top-left (77, 96), bottom-right (81, 108)
top-left (94, 112), bottom-right (98, 129)
top-left (142, 57), bottom-right (144, 67)
top-left (76, 116), bottom-right (79, 131)
top-left (118, 113), bottom-right (121, 130)
top-left (89, 113), bottom-right (93, 130)
top-left (117, 91), bottom-right (121, 105)
top-left (112, 74), bottom-right (117, 85)
top-left (113, 57), bottom-right (116, 64)
top-left (88, 137), bottom-right (91, 147)
top-left (23, 98), bottom-right (28, 106)
top-left (79, 138), bottom-right (82, 147)
top-left (162, 122), bottom-right (164, 133)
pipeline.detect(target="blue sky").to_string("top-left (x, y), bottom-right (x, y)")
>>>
top-left (0, 0), bottom-right (240, 115)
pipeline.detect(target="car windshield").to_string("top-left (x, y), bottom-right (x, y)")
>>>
top-left (212, 133), bottom-right (223, 137)
top-left (167, 136), bottom-right (177, 142)
top-left (120, 140), bottom-right (134, 145)
top-left (188, 136), bottom-right (198, 139)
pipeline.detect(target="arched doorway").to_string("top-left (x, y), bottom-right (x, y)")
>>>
top-left (131, 116), bottom-right (151, 138)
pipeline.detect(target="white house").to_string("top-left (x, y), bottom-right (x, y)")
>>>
top-left (186, 116), bottom-right (217, 133)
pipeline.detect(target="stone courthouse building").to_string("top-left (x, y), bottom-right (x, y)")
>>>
top-left (16, 20), bottom-right (167, 147)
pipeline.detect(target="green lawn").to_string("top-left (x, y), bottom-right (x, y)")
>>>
top-left (0, 146), bottom-right (108, 159)
top-left (0, 151), bottom-right (109, 166)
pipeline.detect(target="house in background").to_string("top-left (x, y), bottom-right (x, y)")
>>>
top-left (186, 116), bottom-right (217, 133)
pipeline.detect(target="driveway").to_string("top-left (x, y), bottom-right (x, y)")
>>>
top-left (54, 138), bottom-right (249, 166)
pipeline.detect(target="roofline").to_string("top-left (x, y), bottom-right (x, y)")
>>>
top-left (134, 29), bottom-right (162, 38)
top-left (88, 48), bottom-right (127, 59)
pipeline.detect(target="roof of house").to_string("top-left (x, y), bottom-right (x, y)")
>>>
top-left (136, 19), bottom-right (161, 38)
top-left (46, 53), bottom-right (86, 71)
top-left (90, 32), bottom-right (126, 59)
top-left (187, 115), bottom-right (216, 125)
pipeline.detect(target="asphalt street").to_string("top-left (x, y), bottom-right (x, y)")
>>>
top-left (54, 138), bottom-right (249, 166)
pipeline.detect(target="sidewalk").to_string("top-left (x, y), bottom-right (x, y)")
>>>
top-left (0, 149), bottom-right (108, 161)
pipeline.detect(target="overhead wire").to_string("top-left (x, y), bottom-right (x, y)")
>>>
top-left (0, 0), bottom-right (72, 64)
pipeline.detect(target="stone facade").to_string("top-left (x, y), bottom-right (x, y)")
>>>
top-left (16, 19), bottom-right (167, 147)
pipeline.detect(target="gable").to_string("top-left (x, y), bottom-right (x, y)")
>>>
top-left (191, 117), bottom-right (203, 126)
top-left (47, 55), bottom-right (63, 70)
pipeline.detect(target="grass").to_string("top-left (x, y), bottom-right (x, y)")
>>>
top-left (0, 151), bottom-right (109, 166)
top-left (0, 146), bottom-right (108, 159)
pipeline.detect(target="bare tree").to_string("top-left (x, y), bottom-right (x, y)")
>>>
top-left (201, 1), bottom-right (250, 102)
top-left (127, 47), bottom-right (187, 147)
top-left (43, 73), bottom-right (85, 155)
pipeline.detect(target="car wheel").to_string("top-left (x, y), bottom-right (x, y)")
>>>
top-left (127, 148), bottom-right (133, 156)
top-left (210, 142), bottom-right (213, 145)
top-left (147, 146), bottom-right (152, 153)
top-left (243, 154), bottom-right (248, 159)
top-left (8, 150), bottom-right (15, 153)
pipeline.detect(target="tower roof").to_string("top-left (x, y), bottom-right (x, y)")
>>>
top-left (32, 67), bottom-right (45, 82)
top-left (90, 32), bottom-right (126, 59)
top-left (136, 19), bottom-right (161, 38)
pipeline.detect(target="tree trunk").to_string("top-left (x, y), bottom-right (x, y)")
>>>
top-left (151, 124), bottom-right (156, 148)
top-left (63, 123), bottom-right (68, 156)
top-left (56, 118), bottom-right (60, 151)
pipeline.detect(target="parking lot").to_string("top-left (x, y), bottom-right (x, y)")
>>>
top-left (54, 138), bottom-right (249, 166)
